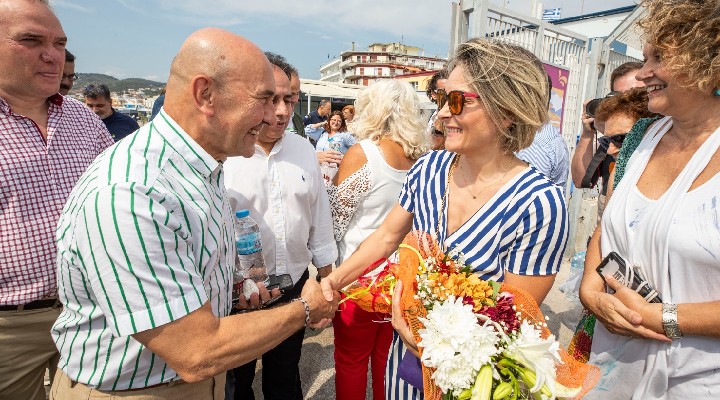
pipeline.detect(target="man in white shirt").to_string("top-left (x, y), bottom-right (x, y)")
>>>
top-left (224, 53), bottom-right (337, 400)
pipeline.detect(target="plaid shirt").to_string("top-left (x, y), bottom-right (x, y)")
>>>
top-left (0, 94), bottom-right (114, 305)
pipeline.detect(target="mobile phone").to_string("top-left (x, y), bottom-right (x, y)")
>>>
top-left (231, 274), bottom-right (294, 313)
top-left (596, 251), bottom-right (662, 303)
top-left (266, 274), bottom-right (293, 292)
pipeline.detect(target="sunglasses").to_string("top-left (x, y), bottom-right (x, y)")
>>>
top-left (435, 89), bottom-right (480, 115)
top-left (599, 133), bottom-right (627, 147)
top-left (608, 133), bottom-right (626, 146)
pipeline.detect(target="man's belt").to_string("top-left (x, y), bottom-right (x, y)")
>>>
top-left (0, 298), bottom-right (60, 311)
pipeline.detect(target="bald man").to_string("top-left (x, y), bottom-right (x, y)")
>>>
top-left (49, 28), bottom-right (339, 400)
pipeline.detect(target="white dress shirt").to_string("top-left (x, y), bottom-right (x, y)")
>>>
top-left (224, 133), bottom-right (337, 285)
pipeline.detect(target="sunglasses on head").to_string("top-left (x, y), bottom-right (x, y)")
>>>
top-left (435, 89), bottom-right (480, 115)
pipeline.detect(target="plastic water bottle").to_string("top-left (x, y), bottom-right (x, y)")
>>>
top-left (320, 136), bottom-right (341, 181)
top-left (328, 135), bottom-right (343, 154)
top-left (560, 251), bottom-right (586, 302)
top-left (234, 210), bottom-right (268, 284)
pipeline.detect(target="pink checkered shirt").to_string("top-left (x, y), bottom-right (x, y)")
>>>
top-left (0, 94), bottom-right (114, 305)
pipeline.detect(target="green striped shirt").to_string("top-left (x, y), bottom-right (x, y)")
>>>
top-left (51, 110), bottom-right (235, 390)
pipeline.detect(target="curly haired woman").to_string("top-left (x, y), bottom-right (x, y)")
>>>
top-left (579, 0), bottom-right (720, 398)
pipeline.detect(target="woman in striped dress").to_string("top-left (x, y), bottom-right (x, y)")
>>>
top-left (322, 39), bottom-right (569, 399)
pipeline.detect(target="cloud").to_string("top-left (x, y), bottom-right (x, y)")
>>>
top-left (144, 0), bottom-right (453, 43)
top-left (115, 0), bottom-right (147, 14)
top-left (102, 69), bottom-right (128, 79)
top-left (51, 0), bottom-right (91, 12)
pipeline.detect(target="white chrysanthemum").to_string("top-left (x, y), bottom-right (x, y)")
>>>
top-left (504, 320), bottom-right (562, 393)
top-left (447, 247), bottom-right (466, 265)
top-left (432, 356), bottom-right (476, 394)
top-left (418, 297), bottom-right (501, 394)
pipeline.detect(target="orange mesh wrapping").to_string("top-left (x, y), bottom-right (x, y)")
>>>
top-left (342, 258), bottom-right (396, 314)
top-left (397, 231), bottom-right (600, 399)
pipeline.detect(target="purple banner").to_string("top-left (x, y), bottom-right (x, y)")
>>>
top-left (543, 63), bottom-right (570, 135)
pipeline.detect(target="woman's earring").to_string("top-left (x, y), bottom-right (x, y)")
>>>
top-left (714, 88), bottom-right (720, 97)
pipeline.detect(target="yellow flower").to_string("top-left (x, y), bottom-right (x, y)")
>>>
top-left (440, 272), bottom-right (495, 311)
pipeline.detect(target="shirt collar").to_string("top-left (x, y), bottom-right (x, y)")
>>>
top-left (153, 109), bottom-right (220, 179)
top-left (254, 133), bottom-right (286, 157)
top-left (0, 93), bottom-right (64, 115)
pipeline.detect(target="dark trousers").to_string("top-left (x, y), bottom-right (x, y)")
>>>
top-left (228, 269), bottom-right (309, 400)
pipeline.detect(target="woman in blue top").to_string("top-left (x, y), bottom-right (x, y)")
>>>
top-left (322, 39), bottom-right (568, 400)
top-left (316, 111), bottom-right (356, 154)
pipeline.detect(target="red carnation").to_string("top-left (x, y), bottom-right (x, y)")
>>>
top-left (479, 293), bottom-right (520, 332)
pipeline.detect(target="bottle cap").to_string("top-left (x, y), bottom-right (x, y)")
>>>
top-left (236, 209), bottom-right (250, 218)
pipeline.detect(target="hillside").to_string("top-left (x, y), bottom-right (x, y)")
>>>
top-left (70, 73), bottom-right (165, 96)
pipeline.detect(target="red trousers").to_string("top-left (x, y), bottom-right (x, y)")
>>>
top-left (333, 301), bottom-right (393, 400)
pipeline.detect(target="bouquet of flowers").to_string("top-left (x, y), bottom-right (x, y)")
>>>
top-left (345, 231), bottom-right (599, 400)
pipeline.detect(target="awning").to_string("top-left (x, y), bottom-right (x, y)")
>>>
top-left (300, 79), bottom-right (364, 100)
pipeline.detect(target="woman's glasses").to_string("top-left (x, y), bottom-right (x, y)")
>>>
top-left (435, 89), bottom-right (480, 115)
top-left (608, 133), bottom-right (626, 146)
top-left (599, 133), bottom-right (627, 147)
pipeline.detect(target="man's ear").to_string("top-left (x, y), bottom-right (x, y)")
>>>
top-left (191, 75), bottom-right (215, 117)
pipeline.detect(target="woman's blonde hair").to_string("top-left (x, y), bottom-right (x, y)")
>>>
top-left (448, 39), bottom-right (549, 152)
top-left (638, 0), bottom-right (720, 93)
top-left (349, 79), bottom-right (430, 160)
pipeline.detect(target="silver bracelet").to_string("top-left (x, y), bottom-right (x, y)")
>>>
top-left (662, 303), bottom-right (682, 339)
top-left (292, 297), bottom-right (310, 328)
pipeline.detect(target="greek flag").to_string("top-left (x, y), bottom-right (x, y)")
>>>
top-left (542, 7), bottom-right (561, 21)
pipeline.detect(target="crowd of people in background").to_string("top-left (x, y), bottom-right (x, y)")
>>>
top-left (1, 0), bottom-right (719, 399)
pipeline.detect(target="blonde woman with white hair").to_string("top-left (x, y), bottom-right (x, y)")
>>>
top-left (327, 79), bottom-right (429, 400)
top-left (322, 39), bottom-right (569, 399)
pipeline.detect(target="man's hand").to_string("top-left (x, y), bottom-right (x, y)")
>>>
top-left (317, 150), bottom-right (343, 165)
top-left (301, 279), bottom-right (339, 329)
top-left (234, 281), bottom-right (281, 311)
top-left (317, 265), bottom-right (332, 279)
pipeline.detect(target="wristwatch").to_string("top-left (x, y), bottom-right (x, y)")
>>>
top-left (662, 303), bottom-right (683, 339)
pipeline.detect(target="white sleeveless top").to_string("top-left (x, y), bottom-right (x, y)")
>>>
top-left (334, 139), bottom-right (409, 264)
top-left (589, 117), bottom-right (720, 399)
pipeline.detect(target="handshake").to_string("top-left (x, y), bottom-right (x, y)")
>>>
top-left (234, 273), bottom-right (341, 330)
top-left (300, 278), bottom-right (341, 329)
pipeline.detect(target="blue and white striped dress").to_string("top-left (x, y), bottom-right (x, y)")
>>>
top-left (385, 150), bottom-right (569, 400)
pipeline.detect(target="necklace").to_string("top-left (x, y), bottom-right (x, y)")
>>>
top-left (458, 156), bottom-right (513, 200)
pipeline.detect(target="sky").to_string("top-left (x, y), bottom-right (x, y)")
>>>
top-left (52, 0), bottom-right (637, 83)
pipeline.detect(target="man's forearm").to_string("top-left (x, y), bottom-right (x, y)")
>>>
top-left (134, 301), bottom-right (307, 383)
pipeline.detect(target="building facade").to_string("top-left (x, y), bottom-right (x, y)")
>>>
top-left (319, 42), bottom-right (446, 86)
